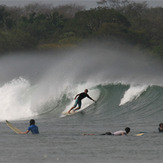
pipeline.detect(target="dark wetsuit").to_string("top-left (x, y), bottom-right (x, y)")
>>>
top-left (78, 93), bottom-right (90, 100)
top-left (74, 92), bottom-right (91, 108)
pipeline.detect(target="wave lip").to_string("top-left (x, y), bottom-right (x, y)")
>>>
top-left (119, 85), bottom-right (148, 106)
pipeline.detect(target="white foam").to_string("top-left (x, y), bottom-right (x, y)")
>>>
top-left (119, 85), bottom-right (148, 106)
top-left (0, 77), bottom-right (34, 121)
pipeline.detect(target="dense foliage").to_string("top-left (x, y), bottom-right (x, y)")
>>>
top-left (0, 2), bottom-right (162, 58)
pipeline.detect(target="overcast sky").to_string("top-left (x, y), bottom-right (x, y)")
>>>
top-left (0, 0), bottom-right (163, 9)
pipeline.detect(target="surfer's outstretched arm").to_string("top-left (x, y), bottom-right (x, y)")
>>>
top-left (19, 130), bottom-right (29, 134)
top-left (87, 95), bottom-right (96, 102)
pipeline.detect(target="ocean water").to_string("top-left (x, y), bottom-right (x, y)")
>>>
top-left (0, 44), bottom-right (163, 163)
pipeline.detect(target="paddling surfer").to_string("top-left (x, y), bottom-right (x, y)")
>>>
top-left (101, 127), bottom-right (130, 136)
top-left (68, 89), bottom-right (96, 114)
top-left (83, 127), bottom-right (130, 136)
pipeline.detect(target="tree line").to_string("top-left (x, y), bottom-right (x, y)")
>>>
top-left (0, 1), bottom-right (162, 58)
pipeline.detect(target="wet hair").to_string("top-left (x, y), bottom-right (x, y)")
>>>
top-left (125, 127), bottom-right (130, 134)
top-left (30, 119), bottom-right (35, 126)
top-left (85, 89), bottom-right (88, 93)
top-left (159, 123), bottom-right (163, 127)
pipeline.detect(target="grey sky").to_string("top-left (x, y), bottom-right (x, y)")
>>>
top-left (0, 0), bottom-right (163, 9)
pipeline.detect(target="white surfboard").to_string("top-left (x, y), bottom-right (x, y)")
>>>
top-left (6, 120), bottom-right (22, 134)
top-left (62, 110), bottom-right (81, 116)
top-left (62, 112), bottom-right (74, 116)
top-left (61, 102), bottom-right (93, 117)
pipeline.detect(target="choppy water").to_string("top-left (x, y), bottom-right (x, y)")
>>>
top-left (0, 44), bottom-right (163, 163)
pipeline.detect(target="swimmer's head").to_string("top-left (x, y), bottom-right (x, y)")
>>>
top-left (30, 119), bottom-right (35, 126)
top-left (159, 123), bottom-right (163, 127)
top-left (125, 127), bottom-right (130, 134)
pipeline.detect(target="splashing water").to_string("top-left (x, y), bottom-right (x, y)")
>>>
top-left (119, 85), bottom-right (148, 105)
top-left (0, 77), bottom-right (34, 120)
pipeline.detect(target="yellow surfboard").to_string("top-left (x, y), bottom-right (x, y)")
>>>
top-left (6, 120), bottom-right (22, 134)
top-left (135, 133), bottom-right (144, 136)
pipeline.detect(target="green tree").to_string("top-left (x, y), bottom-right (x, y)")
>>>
top-left (64, 7), bottom-right (130, 38)
top-left (17, 11), bottom-right (66, 40)
top-left (54, 4), bottom-right (84, 18)
top-left (0, 5), bottom-right (15, 29)
top-left (0, 29), bottom-right (38, 53)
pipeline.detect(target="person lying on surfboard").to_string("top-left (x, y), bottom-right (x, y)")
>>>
top-left (68, 89), bottom-right (96, 114)
top-left (101, 127), bottom-right (130, 136)
top-left (19, 119), bottom-right (39, 134)
top-left (83, 127), bottom-right (130, 136)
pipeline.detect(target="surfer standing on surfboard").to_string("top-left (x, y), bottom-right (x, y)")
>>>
top-left (68, 89), bottom-right (96, 114)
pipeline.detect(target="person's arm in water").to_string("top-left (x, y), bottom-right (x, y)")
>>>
top-left (19, 130), bottom-right (30, 134)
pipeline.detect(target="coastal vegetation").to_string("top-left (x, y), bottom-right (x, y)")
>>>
top-left (0, 0), bottom-right (162, 58)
